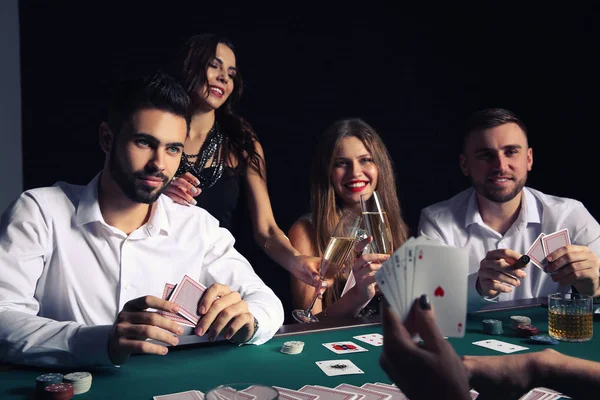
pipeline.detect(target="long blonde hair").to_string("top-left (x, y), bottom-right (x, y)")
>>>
top-left (310, 118), bottom-right (409, 307)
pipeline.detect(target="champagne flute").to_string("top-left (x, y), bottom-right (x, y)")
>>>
top-left (360, 191), bottom-right (394, 255)
top-left (292, 211), bottom-right (362, 323)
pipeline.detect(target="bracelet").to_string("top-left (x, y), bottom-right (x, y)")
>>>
top-left (263, 232), bottom-right (289, 249)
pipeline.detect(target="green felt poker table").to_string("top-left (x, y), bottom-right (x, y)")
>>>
top-left (1, 298), bottom-right (599, 399)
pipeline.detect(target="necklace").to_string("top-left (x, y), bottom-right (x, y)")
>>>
top-left (177, 121), bottom-right (224, 189)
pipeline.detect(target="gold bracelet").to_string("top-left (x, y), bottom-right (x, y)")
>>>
top-left (263, 232), bottom-right (289, 249)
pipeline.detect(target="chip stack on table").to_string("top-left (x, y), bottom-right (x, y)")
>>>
top-left (43, 382), bottom-right (74, 399)
top-left (63, 372), bottom-right (92, 395)
top-left (482, 319), bottom-right (503, 335)
top-left (36, 373), bottom-right (64, 397)
top-left (280, 341), bottom-right (305, 354)
top-left (510, 316), bottom-right (532, 329)
top-left (516, 324), bottom-right (540, 338)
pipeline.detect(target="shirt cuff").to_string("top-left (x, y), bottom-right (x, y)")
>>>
top-left (70, 325), bottom-right (115, 366)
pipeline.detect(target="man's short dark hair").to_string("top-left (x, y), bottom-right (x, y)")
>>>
top-left (107, 71), bottom-right (191, 136)
top-left (463, 108), bottom-right (528, 152)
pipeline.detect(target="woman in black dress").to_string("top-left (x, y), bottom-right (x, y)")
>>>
top-left (164, 33), bottom-right (321, 287)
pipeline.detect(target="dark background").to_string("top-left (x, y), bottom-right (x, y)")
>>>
top-left (19, 2), bottom-right (600, 319)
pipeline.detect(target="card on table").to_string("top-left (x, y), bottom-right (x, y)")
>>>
top-left (243, 385), bottom-right (279, 400)
top-left (472, 339), bottom-right (529, 354)
top-left (300, 384), bottom-right (362, 400)
top-left (520, 387), bottom-right (562, 400)
top-left (322, 341), bottom-right (368, 354)
top-left (273, 387), bottom-right (318, 400)
top-left (360, 384), bottom-right (406, 400)
top-left (215, 387), bottom-right (256, 400)
top-left (335, 384), bottom-right (391, 400)
top-left (353, 333), bottom-right (383, 346)
top-left (153, 390), bottom-right (204, 400)
top-left (313, 360), bottom-right (365, 377)
top-left (168, 275), bottom-right (207, 325)
top-left (159, 283), bottom-right (196, 327)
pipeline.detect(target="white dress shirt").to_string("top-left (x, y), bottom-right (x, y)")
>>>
top-left (0, 174), bottom-right (284, 367)
top-left (418, 187), bottom-right (600, 311)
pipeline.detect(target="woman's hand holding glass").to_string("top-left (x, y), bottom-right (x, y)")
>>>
top-left (351, 236), bottom-right (390, 303)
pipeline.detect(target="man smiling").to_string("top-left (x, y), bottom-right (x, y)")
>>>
top-left (418, 108), bottom-right (600, 310)
top-left (0, 72), bottom-right (284, 367)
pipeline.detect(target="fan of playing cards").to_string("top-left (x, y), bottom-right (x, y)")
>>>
top-left (375, 236), bottom-right (469, 338)
top-left (526, 228), bottom-right (571, 271)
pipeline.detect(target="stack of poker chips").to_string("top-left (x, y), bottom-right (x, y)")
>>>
top-left (280, 341), bottom-right (305, 355)
top-left (63, 372), bottom-right (92, 395)
top-left (510, 315), bottom-right (532, 329)
top-left (482, 319), bottom-right (503, 335)
top-left (36, 373), bottom-right (64, 397)
top-left (515, 324), bottom-right (540, 338)
top-left (43, 382), bottom-right (74, 399)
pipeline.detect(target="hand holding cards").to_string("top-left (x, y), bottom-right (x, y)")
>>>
top-left (375, 236), bottom-right (469, 338)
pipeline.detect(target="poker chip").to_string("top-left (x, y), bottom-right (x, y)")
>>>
top-left (63, 372), bottom-right (92, 395)
top-left (36, 373), bottom-right (64, 395)
top-left (482, 319), bottom-right (503, 335)
top-left (516, 324), bottom-right (540, 338)
top-left (44, 382), bottom-right (74, 400)
top-left (280, 341), bottom-right (304, 355)
top-left (529, 334), bottom-right (560, 345)
top-left (510, 315), bottom-right (532, 329)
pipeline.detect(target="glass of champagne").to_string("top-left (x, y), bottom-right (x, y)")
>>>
top-left (292, 211), bottom-right (362, 323)
top-left (360, 191), bottom-right (394, 255)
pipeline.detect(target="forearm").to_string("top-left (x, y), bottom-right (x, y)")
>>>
top-left (260, 229), bottom-right (303, 274)
top-left (320, 287), bottom-right (369, 318)
top-left (534, 349), bottom-right (600, 399)
top-left (0, 310), bottom-right (113, 367)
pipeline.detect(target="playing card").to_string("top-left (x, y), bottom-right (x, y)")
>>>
top-left (242, 385), bottom-right (279, 400)
top-left (542, 229), bottom-right (571, 258)
top-left (520, 387), bottom-right (562, 400)
top-left (322, 341), bottom-right (369, 354)
top-left (375, 267), bottom-right (402, 320)
top-left (313, 360), bottom-right (365, 378)
top-left (353, 333), bottom-right (383, 346)
top-left (273, 387), bottom-right (318, 400)
top-left (469, 389), bottom-right (479, 399)
top-left (526, 233), bottom-right (546, 270)
top-left (158, 283), bottom-right (197, 327)
top-left (168, 275), bottom-right (207, 324)
top-left (213, 387), bottom-right (256, 400)
top-left (335, 384), bottom-right (391, 400)
top-left (360, 384), bottom-right (406, 400)
top-left (472, 339), bottom-right (529, 354)
top-left (153, 390), bottom-right (204, 400)
top-left (411, 244), bottom-right (468, 337)
top-left (341, 270), bottom-right (356, 297)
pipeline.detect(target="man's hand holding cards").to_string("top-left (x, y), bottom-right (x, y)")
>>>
top-left (374, 236), bottom-right (469, 338)
top-left (165, 275), bottom-right (257, 343)
top-left (529, 229), bottom-right (600, 294)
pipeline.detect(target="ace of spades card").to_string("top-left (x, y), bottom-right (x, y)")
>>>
top-left (411, 244), bottom-right (469, 338)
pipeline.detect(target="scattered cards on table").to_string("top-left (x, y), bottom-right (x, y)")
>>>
top-left (375, 236), bottom-right (469, 338)
top-left (526, 229), bottom-right (571, 271)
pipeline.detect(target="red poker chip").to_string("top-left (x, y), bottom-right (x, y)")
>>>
top-left (44, 383), bottom-right (74, 399)
top-left (516, 324), bottom-right (540, 337)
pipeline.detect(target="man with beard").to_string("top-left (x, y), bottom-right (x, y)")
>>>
top-left (0, 72), bottom-right (284, 367)
top-left (418, 108), bottom-right (600, 311)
